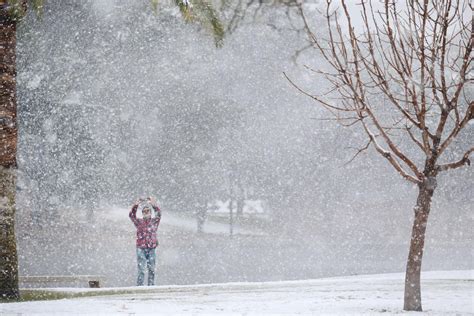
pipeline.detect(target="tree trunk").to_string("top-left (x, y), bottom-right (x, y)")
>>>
top-left (229, 199), bottom-right (234, 237)
top-left (236, 198), bottom-right (244, 219)
top-left (403, 178), bottom-right (436, 311)
top-left (0, 7), bottom-right (20, 300)
top-left (0, 168), bottom-right (18, 300)
top-left (196, 201), bottom-right (207, 234)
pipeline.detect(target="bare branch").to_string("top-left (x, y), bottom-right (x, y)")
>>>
top-left (363, 107), bottom-right (424, 179)
top-left (283, 72), bottom-right (351, 112)
top-left (438, 100), bottom-right (473, 156)
top-left (293, 0), bottom-right (471, 184)
top-left (406, 125), bottom-right (427, 153)
top-left (344, 139), bottom-right (371, 165)
top-left (360, 119), bottom-right (421, 184)
top-left (437, 147), bottom-right (474, 172)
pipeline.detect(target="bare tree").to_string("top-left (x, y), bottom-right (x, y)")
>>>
top-left (287, 0), bottom-right (473, 311)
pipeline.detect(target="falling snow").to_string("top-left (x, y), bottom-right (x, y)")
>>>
top-left (0, 0), bottom-right (472, 314)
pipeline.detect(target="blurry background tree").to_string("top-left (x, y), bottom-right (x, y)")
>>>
top-left (290, 0), bottom-right (472, 311)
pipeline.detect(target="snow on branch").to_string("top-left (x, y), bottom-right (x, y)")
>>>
top-left (290, 0), bottom-right (472, 181)
top-left (437, 147), bottom-right (474, 172)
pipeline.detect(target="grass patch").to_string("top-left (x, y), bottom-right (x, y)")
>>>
top-left (17, 290), bottom-right (75, 302)
top-left (1, 290), bottom-right (75, 303)
top-left (1, 289), bottom-right (140, 303)
top-left (1, 286), bottom-right (193, 303)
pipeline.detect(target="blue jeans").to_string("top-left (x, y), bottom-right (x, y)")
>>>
top-left (136, 248), bottom-right (156, 286)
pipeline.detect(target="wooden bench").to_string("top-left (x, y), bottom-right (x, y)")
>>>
top-left (19, 275), bottom-right (104, 288)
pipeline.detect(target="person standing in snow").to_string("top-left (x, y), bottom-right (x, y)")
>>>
top-left (129, 196), bottom-right (161, 286)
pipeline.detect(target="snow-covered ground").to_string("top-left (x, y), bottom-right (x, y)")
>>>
top-left (2, 270), bottom-right (472, 315)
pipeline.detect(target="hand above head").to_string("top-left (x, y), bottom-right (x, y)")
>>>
top-left (147, 196), bottom-right (157, 206)
top-left (133, 199), bottom-right (141, 207)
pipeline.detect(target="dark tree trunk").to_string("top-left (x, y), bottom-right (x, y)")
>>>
top-left (0, 6), bottom-right (20, 300)
top-left (403, 177), bottom-right (436, 311)
top-left (0, 168), bottom-right (18, 300)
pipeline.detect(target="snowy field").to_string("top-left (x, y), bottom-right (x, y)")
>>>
top-left (1, 270), bottom-right (472, 315)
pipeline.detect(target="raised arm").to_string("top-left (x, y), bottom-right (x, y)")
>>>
top-left (129, 200), bottom-right (140, 227)
top-left (148, 197), bottom-right (162, 225)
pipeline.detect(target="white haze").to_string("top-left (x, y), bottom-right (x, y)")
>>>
top-left (14, 0), bottom-right (473, 288)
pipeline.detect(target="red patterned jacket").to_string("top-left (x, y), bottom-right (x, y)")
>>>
top-left (129, 204), bottom-right (161, 249)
